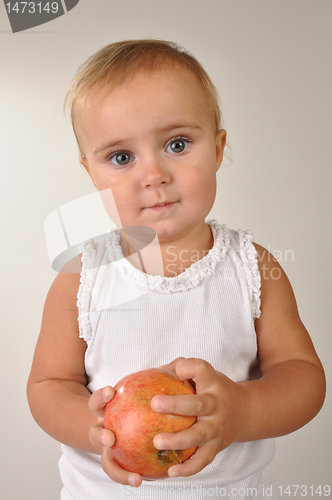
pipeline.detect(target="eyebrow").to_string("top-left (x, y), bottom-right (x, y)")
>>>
top-left (93, 123), bottom-right (202, 156)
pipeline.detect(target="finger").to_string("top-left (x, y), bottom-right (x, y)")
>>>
top-left (88, 386), bottom-right (115, 417)
top-left (151, 393), bottom-right (216, 417)
top-left (101, 447), bottom-right (142, 487)
top-left (175, 358), bottom-right (217, 392)
top-left (153, 420), bottom-right (213, 451)
top-left (159, 357), bottom-right (186, 373)
top-left (167, 442), bottom-right (218, 478)
top-left (88, 424), bottom-right (115, 449)
top-left (153, 426), bottom-right (201, 452)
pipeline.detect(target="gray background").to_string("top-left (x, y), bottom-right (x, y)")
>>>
top-left (0, 1), bottom-right (331, 498)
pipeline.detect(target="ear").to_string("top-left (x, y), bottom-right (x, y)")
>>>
top-left (79, 154), bottom-right (95, 185)
top-left (215, 129), bottom-right (227, 171)
top-left (80, 153), bottom-right (89, 172)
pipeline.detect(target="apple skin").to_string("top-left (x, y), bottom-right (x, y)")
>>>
top-left (104, 368), bottom-right (197, 480)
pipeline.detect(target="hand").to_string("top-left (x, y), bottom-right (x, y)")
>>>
top-left (88, 386), bottom-right (143, 488)
top-left (151, 358), bottom-right (250, 478)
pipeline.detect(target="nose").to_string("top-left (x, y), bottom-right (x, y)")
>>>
top-left (140, 154), bottom-right (171, 188)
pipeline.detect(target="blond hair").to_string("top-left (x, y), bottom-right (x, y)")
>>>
top-left (64, 39), bottom-right (223, 151)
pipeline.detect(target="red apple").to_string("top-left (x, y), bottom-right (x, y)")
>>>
top-left (104, 368), bottom-right (197, 480)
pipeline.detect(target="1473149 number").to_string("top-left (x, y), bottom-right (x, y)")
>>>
top-left (278, 485), bottom-right (330, 497)
top-left (5, 2), bottom-right (59, 14)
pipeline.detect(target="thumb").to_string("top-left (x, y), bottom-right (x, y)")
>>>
top-left (89, 386), bottom-right (115, 418)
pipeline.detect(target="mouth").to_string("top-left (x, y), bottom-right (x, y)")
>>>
top-left (146, 201), bottom-right (177, 210)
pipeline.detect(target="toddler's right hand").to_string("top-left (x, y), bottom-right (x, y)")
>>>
top-left (88, 387), bottom-right (143, 488)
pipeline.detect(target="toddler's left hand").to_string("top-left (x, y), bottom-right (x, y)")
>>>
top-left (151, 357), bottom-right (250, 478)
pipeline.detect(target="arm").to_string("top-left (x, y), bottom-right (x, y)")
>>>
top-left (149, 246), bottom-right (326, 477)
top-left (27, 271), bottom-right (101, 454)
top-left (236, 243), bottom-right (326, 440)
top-left (28, 271), bottom-right (143, 487)
top-left (27, 273), bottom-right (142, 486)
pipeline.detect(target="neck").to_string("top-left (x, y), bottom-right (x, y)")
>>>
top-left (161, 223), bottom-right (213, 277)
top-left (121, 222), bottom-right (214, 277)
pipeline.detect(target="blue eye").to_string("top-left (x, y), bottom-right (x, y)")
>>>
top-left (166, 138), bottom-right (190, 154)
top-left (110, 152), bottom-right (133, 166)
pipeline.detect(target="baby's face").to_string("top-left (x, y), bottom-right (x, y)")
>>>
top-left (76, 67), bottom-right (226, 244)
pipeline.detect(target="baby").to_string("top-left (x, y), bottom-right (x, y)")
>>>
top-left (27, 39), bottom-right (325, 500)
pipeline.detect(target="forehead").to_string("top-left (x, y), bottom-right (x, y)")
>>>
top-left (74, 68), bottom-right (215, 149)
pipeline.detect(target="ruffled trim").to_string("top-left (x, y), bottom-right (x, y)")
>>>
top-left (77, 239), bottom-right (96, 343)
top-left (106, 230), bottom-right (126, 263)
top-left (238, 230), bottom-right (261, 319)
top-left (106, 220), bottom-right (230, 293)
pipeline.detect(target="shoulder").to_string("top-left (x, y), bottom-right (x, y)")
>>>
top-left (253, 242), bottom-right (294, 298)
top-left (252, 242), bottom-right (296, 314)
top-left (227, 228), bottom-right (256, 259)
top-left (223, 227), bottom-right (261, 319)
top-left (28, 271), bottom-right (87, 387)
top-left (79, 231), bottom-right (124, 270)
top-left (251, 242), bottom-right (325, 378)
top-left (225, 231), bottom-right (298, 322)
top-left (43, 271), bottom-right (82, 329)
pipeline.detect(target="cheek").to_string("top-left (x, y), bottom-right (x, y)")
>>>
top-left (89, 173), bottom-right (132, 220)
top-left (186, 155), bottom-right (217, 197)
top-left (91, 169), bottom-right (125, 197)
top-left (108, 185), bottom-right (139, 225)
top-left (196, 177), bottom-right (217, 207)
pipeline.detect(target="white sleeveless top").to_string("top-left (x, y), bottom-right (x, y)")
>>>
top-left (59, 220), bottom-right (278, 500)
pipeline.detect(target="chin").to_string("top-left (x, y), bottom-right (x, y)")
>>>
top-left (154, 221), bottom-right (198, 243)
top-left (144, 221), bottom-right (178, 240)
